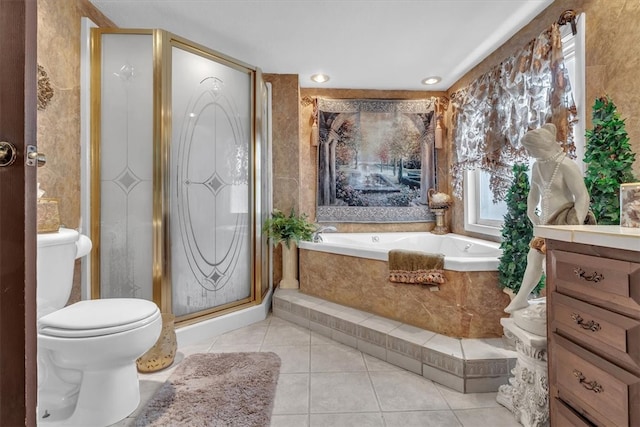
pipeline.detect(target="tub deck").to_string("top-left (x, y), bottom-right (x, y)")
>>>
top-left (273, 288), bottom-right (516, 394)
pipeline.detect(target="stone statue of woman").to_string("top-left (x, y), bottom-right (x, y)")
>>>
top-left (504, 123), bottom-right (595, 315)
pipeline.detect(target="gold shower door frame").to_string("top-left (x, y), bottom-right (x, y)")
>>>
top-left (90, 28), bottom-right (269, 326)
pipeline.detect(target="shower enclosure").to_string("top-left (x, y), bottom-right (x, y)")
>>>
top-left (90, 29), bottom-right (271, 324)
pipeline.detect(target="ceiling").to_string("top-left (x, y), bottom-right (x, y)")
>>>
top-left (89, 0), bottom-right (555, 91)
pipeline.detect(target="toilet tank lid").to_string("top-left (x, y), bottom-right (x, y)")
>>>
top-left (37, 228), bottom-right (78, 248)
top-left (38, 298), bottom-right (160, 332)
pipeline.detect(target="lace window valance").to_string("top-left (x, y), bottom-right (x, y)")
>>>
top-left (450, 23), bottom-right (576, 201)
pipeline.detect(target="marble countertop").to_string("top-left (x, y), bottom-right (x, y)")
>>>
top-left (534, 225), bottom-right (640, 252)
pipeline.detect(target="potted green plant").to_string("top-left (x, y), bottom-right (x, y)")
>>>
top-left (263, 209), bottom-right (316, 288)
top-left (498, 163), bottom-right (544, 297)
top-left (584, 96), bottom-right (637, 224)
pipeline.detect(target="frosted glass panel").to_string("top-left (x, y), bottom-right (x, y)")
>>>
top-left (99, 34), bottom-right (154, 300)
top-left (170, 46), bottom-right (252, 316)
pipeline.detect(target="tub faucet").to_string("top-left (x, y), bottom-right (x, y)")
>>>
top-left (312, 225), bottom-right (337, 243)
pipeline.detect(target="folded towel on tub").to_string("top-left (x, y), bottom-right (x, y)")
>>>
top-left (388, 249), bottom-right (446, 285)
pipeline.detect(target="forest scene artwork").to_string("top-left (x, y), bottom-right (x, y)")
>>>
top-left (316, 98), bottom-right (436, 222)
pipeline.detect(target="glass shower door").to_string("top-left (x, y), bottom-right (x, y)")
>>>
top-left (169, 43), bottom-right (253, 318)
top-left (92, 29), bottom-right (266, 324)
top-left (95, 32), bottom-right (154, 301)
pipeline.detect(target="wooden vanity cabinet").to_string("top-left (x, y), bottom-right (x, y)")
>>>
top-left (546, 238), bottom-right (640, 427)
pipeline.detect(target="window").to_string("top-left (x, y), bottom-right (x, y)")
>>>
top-left (464, 16), bottom-right (585, 237)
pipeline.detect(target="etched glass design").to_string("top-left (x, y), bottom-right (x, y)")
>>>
top-left (100, 34), bottom-right (154, 300)
top-left (170, 46), bottom-right (251, 316)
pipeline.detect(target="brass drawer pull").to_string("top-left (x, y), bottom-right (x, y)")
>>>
top-left (574, 267), bottom-right (604, 283)
top-left (571, 313), bottom-right (601, 332)
top-left (573, 369), bottom-right (604, 393)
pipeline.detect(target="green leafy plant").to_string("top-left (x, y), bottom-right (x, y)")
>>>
top-left (498, 163), bottom-right (544, 295)
top-left (584, 96), bottom-right (637, 224)
top-left (262, 209), bottom-right (316, 249)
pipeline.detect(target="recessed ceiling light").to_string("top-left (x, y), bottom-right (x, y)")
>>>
top-left (421, 76), bottom-right (441, 85)
top-left (310, 73), bottom-right (330, 83)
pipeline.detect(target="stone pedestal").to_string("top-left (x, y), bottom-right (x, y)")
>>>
top-left (431, 208), bottom-right (449, 234)
top-left (279, 242), bottom-right (299, 289)
top-left (496, 318), bottom-right (548, 427)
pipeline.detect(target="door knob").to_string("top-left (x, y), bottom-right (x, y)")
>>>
top-left (26, 145), bottom-right (46, 167)
top-left (0, 141), bottom-right (17, 167)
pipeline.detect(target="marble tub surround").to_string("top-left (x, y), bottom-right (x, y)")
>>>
top-left (299, 249), bottom-right (510, 338)
top-left (273, 289), bottom-right (516, 394)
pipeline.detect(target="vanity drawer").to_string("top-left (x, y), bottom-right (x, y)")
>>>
top-left (552, 398), bottom-right (595, 427)
top-left (553, 292), bottom-right (640, 374)
top-left (553, 334), bottom-right (640, 427)
top-left (552, 250), bottom-right (640, 315)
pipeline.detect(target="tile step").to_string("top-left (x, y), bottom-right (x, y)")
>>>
top-left (273, 288), bottom-right (517, 393)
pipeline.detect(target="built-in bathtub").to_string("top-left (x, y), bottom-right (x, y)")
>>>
top-left (298, 232), bottom-right (510, 338)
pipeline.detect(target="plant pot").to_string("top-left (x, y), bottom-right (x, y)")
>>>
top-left (136, 313), bottom-right (177, 373)
top-left (279, 241), bottom-right (299, 289)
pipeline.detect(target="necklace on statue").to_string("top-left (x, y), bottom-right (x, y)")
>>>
top-left (540, 152), bottom-right (566, 224)
top-left (538, 150), bottom-right (565, 164)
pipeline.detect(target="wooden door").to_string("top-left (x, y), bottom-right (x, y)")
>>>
top-left (0, 0), bottom-right (37, 425)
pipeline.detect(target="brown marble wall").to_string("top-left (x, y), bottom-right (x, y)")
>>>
top-left (263, 74), bottom-right (301, 284)
top-left (299, 249), bottom-right (509, 338)
top-left (263, 74), bottom-right (301, 213)
top-left (37, 0), bottom-right (114, 303)
top-left (446, 0), bottom-right (640, 235)
top-left (583, 0), bottom-right (640, 179)
top-left (37, 0), bottom-right (114, 229)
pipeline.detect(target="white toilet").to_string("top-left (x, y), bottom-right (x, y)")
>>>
top-left (37, 228), bottom-right (162, 426)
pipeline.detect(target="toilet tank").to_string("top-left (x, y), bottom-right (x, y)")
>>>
top-left (37, 228), bottom-right (92, 317)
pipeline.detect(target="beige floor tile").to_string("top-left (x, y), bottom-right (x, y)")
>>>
top-left (310, 330), bottom-right (334, 345)
top-left (176, 342), bottom-right (214, 357)
top-left (261, 345), bottom-right (310, 373)
top-left (270, 414), bottom-right (309, 427)
top-left (436, 384), bottom-right (501, 409)
top-left (310, 412), bottom-right (385, 427)
top-left (264, 321), bottom-right (311, 346)
top-left (310, 372), bottom-right (379, 413)
top-left (131, 315), bottom-right (527, 427)
top-left (310, 343), bottom-right (366, 372)
top-left (362, 353), bottom-right (403, 372)
top-left (208, 342), bottom-right (263, 352)
top-left (383, 410), bottom-right (463, 427)
top-left (273, 373), bottom-right (310, 415)
top-left (454, 407), bottom-right (521, 426)
top-left (212, 323), bottom-right (269, 346)
top-left (369, 370), bottom-right (449, 411)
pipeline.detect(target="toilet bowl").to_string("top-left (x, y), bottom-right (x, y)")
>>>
top-left (36, 229), bottom-right (162, 426)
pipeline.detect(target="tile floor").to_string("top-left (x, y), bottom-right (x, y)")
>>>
top-left (114, 314), bottom-right (520, 427)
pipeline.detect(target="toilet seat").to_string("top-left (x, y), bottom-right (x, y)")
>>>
top-left (39, 298), bottom-right (161, 338)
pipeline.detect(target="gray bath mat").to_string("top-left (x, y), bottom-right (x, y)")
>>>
top-left (135, 352), bottom-right (281, 426)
